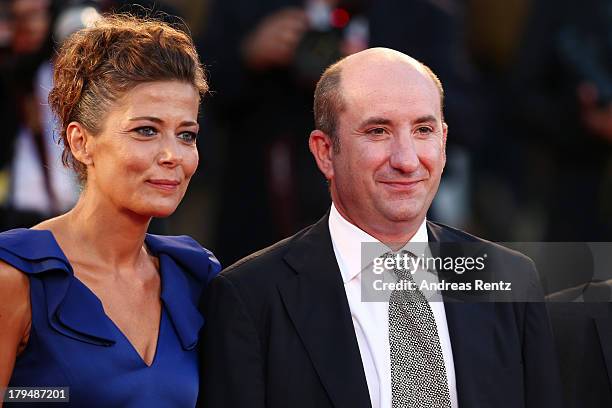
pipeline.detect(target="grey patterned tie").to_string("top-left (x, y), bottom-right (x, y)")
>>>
top-left (385, 251), bottom-right (451, 408)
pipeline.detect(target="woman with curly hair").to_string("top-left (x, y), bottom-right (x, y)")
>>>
top-left (0, 14), bottom-right (219, 407)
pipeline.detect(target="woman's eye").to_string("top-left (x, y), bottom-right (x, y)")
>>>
top-left (178, 131), bottom-right (198, 144)
top-left (135, 126), bottom-right (157, 137)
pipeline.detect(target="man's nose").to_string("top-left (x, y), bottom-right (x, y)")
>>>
top-left (389, 133), bottom-right (420, 173)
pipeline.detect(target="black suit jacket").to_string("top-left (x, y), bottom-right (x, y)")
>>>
top-left (547, 286), bottom-right (612, 407)
top-left (199, 215), bottom-right (562, 407)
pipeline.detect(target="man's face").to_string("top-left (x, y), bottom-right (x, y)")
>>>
top-left (329, 59), bottom-right (447, 236)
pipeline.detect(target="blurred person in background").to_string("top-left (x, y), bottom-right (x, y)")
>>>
top-left (465, 0), bottom-right (611, 239)
top-left (0, 14), bottom-right (220, 407)
top-left (199, 0), bottom-right (483, 266)
top-left (509, 0), bottom-right (612, 242)
top-left (464, 0), bottom-right (537, 241)
top-left (547, 281), bottom-right (612, 408)
top-left (0, 0), bottom-right (185, 233)
top-left (490, 1), bottom-right (612, 406)
top-left (0, 0), bottom-right (80, 230)
top-left (0, 2), bottom-right (13, 213)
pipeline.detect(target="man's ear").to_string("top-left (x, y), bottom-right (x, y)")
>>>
top-left (309, 130), bottom-right (335, 180)
top-left (66, 122), bottom-right (94, 167)
top-left (442, 122), bottom-right (448, 160)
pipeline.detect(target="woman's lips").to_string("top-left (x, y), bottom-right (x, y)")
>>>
top-left (146, 179), bottom-right (180, 191)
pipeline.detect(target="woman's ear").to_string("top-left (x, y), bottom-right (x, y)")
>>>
top-left (66, 122), bottom-right (94, 166)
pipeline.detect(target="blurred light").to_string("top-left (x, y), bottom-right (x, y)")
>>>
top-left (81, 7), bottom-right (100, 27)
top-left (54, 6), bottom-right (101, 43)
top-left (331, 8), bottom-right (350, 29)
top-left (307, 0), bottom-right (332, 31)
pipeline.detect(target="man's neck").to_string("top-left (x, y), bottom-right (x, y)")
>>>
top-left (331, 202), bottom-right (425, 247)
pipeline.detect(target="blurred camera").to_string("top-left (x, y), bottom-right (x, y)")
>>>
top-left (292, 0), bottom-right (369, 84)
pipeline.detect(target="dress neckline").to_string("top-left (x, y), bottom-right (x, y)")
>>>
top-left (0, 228), bottom-right (220, 351)
top-left (29, 228), bottom-right (163, 368)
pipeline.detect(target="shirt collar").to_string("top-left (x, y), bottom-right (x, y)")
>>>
top-left (328, 202), bottom-right (429, 284)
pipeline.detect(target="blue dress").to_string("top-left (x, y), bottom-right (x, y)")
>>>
top-left (0, 228), bottom-right (220, 407)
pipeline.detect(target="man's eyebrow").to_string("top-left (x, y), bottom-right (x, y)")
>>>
top-left (358, 117), bottom-right (393, 128)
top-left (414, 115), bottom-right (438, 124)
top-left (128, 116), bottom-right (198, 127)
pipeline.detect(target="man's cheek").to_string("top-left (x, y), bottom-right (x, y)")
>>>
top-left (419, 146), bottom-right (443, 166)
top-left (357, 147), bottom-right (388, 168)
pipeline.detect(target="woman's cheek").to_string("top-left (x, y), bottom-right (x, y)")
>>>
top-left (185, 148), bottom-right (199, 178)
top-left (124, 148), bottom-right (156, 173)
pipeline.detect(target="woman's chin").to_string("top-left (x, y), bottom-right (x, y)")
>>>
top-left (133, 204), bottom-right (179, 219)
top-left (149, 209), bottom-right (177, 218)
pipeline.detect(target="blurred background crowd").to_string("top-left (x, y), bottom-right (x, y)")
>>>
top-left (0, 0), bottom-right (611, 268)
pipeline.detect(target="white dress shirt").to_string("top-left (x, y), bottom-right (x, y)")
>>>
top-left (328, 203), bottom-right (458, 408)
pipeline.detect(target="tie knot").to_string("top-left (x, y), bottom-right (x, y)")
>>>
top-left (381, 250), bottom-right (417, 282)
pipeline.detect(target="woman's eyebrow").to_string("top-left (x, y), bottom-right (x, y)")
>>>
top-left (128, 116), bottom-right (198, 127)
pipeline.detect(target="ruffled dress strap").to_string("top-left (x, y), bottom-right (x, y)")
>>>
top-left (0, 228), bottom-right (117, 345)
top-left (144, 234), bottom-right (221, 349)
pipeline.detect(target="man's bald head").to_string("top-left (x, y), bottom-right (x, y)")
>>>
top-left (313, 48), bottom-right (444, 152)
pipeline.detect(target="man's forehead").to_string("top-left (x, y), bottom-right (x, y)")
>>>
top-left (340, 48), bottom-right (431, 81)
top-left (342, 61), bottom-right (434, 94)
top-left (340, 47), bottom-right (421, 69)
top-left (339, 67), bottom-right (441, 118)
top-left (339, 57), bottom-right (439, 108)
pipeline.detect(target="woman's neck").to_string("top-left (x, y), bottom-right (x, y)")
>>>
top-left (45, 187), bottom-right (152, 272)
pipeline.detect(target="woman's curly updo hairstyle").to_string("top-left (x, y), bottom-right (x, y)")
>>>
top-left (48, 14), bottom-right (208, 183)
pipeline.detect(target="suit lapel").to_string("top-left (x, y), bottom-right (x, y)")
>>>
top-left (427, 221), bottom-right (495, 407)
top-left (591, 303), bottom-right (612, 389)
top-left (279, 215), bottom-right (371, 408)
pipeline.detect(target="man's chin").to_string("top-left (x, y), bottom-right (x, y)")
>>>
top-left (379, 204), bottom-right (423, 224)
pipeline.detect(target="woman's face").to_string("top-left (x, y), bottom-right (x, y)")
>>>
top-left (86, 80), bottom-right (200, 218)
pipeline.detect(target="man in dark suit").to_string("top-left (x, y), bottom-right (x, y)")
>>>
top-left (199, 48), bottom-right (562, 408)
top-left (547, 281), bottom-right (612, 407)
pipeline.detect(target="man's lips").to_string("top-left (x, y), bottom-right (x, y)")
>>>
top-left (146, 179), bottom-right (181, 191)
top-left (378, 179), bottom-right (423, 190)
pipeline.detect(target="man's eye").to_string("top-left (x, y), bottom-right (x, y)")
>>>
top-left (368, 127), bottom-right (387, 135)
top-left (135, 126), bottom-right (157, 137)
top-left (417, 126), bottom-right (433, 134)
top-left (178, 131), bottom-right (198, 143)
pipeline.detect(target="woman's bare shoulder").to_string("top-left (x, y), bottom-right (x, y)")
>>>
top-left (0, 260), bottom-right (31, 386)
top-left (0, 259), bottom-right (31, 341)
top-left (0, 260), bottom-right (30, 309)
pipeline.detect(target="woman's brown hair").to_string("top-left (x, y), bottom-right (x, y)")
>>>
top-left (48, 13), bottom-right (208, 183)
